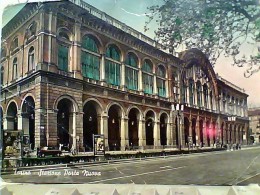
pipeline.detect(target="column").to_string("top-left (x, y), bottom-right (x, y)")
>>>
top-left (196, 118), bottom-right (200, 146)
top-left (138, 68), bottom-right (143, 95)
top-left (172, 114), bottom-right (178, 146)
top-left (180, 115), bottom-right (185, 148)
top-left (72, 22), bottom-right (83, 79)
top-left (138, 119), bottom-right (145, 147)
top-left (121, 62), bottom-right (126, 91)
top-left (47, 10), bottom-right (58, 72)
top-left (120, 116), bottom-right (128, 150)
top-left (46, 110), bottom-right (58, 147)
top-left (165, 79), bottom-right (169, 98)
top-left (75, 111), bottom-right (84, 151)
top-left (166, 120), bottom-right (172, 146)
top-left (153, 120), bottom-right (160, 148)
top-left (203, 120), bottom-right (207, 146)
top-left (153, 75), bottom-right (158, 96)
top-left (100, 54), bottom-right (106, 86)
top-left (100, 114), bottom-right (108, 150)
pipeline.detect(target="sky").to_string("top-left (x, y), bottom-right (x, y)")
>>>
top-left (1, 0), bottom-right (260, 108)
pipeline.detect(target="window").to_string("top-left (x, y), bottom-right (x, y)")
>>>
top-left (12, 58), bottom-right (18, 80)
top-left (142, 59), bottom-right (153, 94)
top-left (57, 30), bottom-right (71, 72)
top-left (197, 82), bottom-right (202, 107)
top-left (81, 35), bottom-right (100, 80)
top-left (25, 21), bottom-right (37, 41)
top-left (157, 65), bottom-right (166, 97)
top-left (125, 53), bottom-right (138, 90)
top-left (210, 91), bottom-right (213, 110)
top-left (203, 84), bottom-right (208, 108)
top-left (1, 67), bottom-right (3, 84)
top-left (28, 47), bottom-right (35, 71)
top-left (105, 45), bottom-right (121, 86)
top-left (11, 37), bottom-right (18, 51)
top-left (58, 45), bottom-right (68, 72)
top-left (189, 80), bottom-right (194, 105)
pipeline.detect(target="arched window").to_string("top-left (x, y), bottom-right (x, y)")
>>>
top-left (210, 91), bottom-right (213, 110)
top-left (57, 31), bottom-right (70, 72)
top-left (157, 65), bottom-right (166, 97)
top-left (12, 58), bottom-right (18, 80)
top-left (105, 45), bottom-right (121, 86)
top-left (142, 59), bottom-right (153, 94)
top-left (81, 35), bottom-right (100, 80)
top-left (223, 92), bottom-right (226, 112)
top-left (125, 52), bottom-right (138, 90)
top-left (1, 66), bottom-right (4, 85)
top-left (203, 84), bottom-right (208, 108)
top-left (189, 79), bottom-right (194, 105)
top-left (197, 81), bottom-right (202, 107)
top-left (181, 72), bottom-right (187, 103)
top-left (28, 47), bottom-right (35, 71)
top-left (11, 37), bottom-right (18, 51)
top-left (25, 21), bottom-right (37, 41)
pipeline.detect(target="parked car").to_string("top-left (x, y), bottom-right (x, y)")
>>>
top-left (38, 146), bottom-right (62, 157)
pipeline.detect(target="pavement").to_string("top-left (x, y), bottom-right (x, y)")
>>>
top-left (1, 145), bottom-right (260, 186)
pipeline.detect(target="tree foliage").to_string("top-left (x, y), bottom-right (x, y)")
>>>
top-left (145, 0), bottom-right (260, 77)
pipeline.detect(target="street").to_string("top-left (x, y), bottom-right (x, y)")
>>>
top-left (2, 147), bottom-right (260, 185)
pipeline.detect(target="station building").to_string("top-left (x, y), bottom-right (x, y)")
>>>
top-left (0, 0), bottom-right (249, 151)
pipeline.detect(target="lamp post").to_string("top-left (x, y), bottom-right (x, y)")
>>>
top-left (172, 103), bottom-right (184, 151)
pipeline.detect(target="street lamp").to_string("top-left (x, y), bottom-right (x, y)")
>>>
top-left (172, 103), bottom-right (184, 151)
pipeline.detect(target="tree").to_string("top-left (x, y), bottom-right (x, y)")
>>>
top-left (145, 0), bottom-right (260, 77)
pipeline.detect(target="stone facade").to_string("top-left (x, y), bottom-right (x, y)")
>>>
top-left (0, 0), bottom-right (249, 152)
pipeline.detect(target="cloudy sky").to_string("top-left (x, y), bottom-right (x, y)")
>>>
top-left (1, 0), bottom-right (260, 108)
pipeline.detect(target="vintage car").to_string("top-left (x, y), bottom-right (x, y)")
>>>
top-left (38, 147), bottom-right (62, 157)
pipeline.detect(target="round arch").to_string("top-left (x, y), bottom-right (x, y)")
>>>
top-left (57, 27), bottom-right (74, 41)
top-left (106, 102), bottom-right (125, 117)
top-left (54, 95), bottom-right (79, 113)
top-left (126, 106), bottom-right (143, 119)
top-left (104, 42), bottom-right (124, 62)
top-left (125, 50), bottom-right (140, 67)
top-left (128, 107), bottom-right (141, 147)
top-left (107, 104), bottom-right (124, 150)
top-left (179, 48), bottom-right (219, 98)
top-left (83, 98), bottom-right (103, 114)
top-left (6, 101), bottom-right (18, 130)
top-left (21, 96), bottom-right (35, 150)
top-left (142, 58), bottom-right (155, 73)
top-left (81, 32), bottom-right (103, 51)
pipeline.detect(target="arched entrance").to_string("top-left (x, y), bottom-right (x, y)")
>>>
top-left (145, 111), bottom-right (155, 146)
top-left (206, 121), bottom-right (210, 146)
top-left (229, 124), bottom-right (232, 143)
top-left (199, 120), bottom-right (203, 146)
top-left (128, 108), bottom-right (140, 147)
top-left (108, 105), bottom-right (122, 150)
top-left (192, 118), bottom-right (196, 145)
top-left (234, 125), bottom-right (237, 143)
top-left (212, 122), bottom-right (216, 144)
top-left (21, 96), bottom-right (35, 150)
top-left (160, 113), bottom-right (167, 146)
top-left (221, 122), bottom-right (224, 145)
top-left (6, 102), bottom-right (18, 130)
top-left (57, 98), bottom-right (75, 149)
top-left (184, 117), bottom-right (189, 146)
top-left (83, 101), bottom-right (101, 151)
